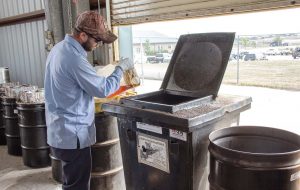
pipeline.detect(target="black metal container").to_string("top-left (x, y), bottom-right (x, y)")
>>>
top-left (50, 154), bottom-right (63, 183)
top-left (2, 96), bottom-right (21, 156)
top-left (0, 92), bottom-right (6, 145)
top-left (17, 102), bottom-right (50, 167)
top-left (91, 113), bottom-right (125, 190)
top-left (209, 126), bottom-right (300, 190)
top-left (102, 33), bottom-right (252, 190)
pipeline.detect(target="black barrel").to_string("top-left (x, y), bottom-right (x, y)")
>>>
top-left (2, 96), bottom-right (21, 155)
top-left (17, 103), bottom-right (50, 167)
top-left (91, 113), bottom-right (125, 190)
top-left (50, 154), bottom-right (63, 183)
top-left (0, 92), bottom-right (6, 145)
top-left (209, 126), bottom-right (300, 190)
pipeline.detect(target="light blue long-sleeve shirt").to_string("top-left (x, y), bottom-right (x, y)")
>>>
top-left (44, 35), bottom-right (123, 149)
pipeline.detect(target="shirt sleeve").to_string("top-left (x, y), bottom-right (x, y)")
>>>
top-left (70, 58), bottom-right (123, 98)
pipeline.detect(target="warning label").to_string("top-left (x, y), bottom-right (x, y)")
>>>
top-left (137, 133), bottom-right (169, 173)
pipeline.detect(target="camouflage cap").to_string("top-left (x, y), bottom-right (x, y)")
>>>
top-left (75, 11), bottom-right (117, 44)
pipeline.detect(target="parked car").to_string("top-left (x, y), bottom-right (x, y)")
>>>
top-left (282, 42), bottom-right (289, 46)
top-left (146, 56), bottom-right (156, 63)
top-left (230, 54), bottom-right (237, 60)
top-left (239, 51), bottom-right (249, 59)
top-left (292, 47), bottom-right (300, 59)
top-left (243, 53), bottom-right (256, 61)
top-left (155, 53), bottom-right (171, 63)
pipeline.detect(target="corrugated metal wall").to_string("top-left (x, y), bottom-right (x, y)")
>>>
top-left (111, 0), bottom-right (300, 25)
top-left (0, 0), bottom-right (47, 87)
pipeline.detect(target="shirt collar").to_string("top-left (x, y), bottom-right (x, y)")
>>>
top-left (64, 34), bottom-right (87, 57)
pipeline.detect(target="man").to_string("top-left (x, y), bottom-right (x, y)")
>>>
top-left (44, 11), bottom-right (133, 190)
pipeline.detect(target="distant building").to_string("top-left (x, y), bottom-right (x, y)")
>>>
top-left (133, 30), bottom-right (178, 55)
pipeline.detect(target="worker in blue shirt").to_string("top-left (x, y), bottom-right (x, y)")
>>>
top-left (44, 11), bottom-right (133, 190)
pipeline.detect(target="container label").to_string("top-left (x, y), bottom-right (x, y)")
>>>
top-left (169, 129), bottom-right (187, 141)
top-left (136, 122), bottom-right (162, 134)
top-left (291, 171), bottom-right (300, 181)
top-left (137, 133), bottom-right (169, 173)
top-left (14, 109), bottom-right (18, 114)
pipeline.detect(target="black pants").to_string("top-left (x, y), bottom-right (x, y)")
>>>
top-left (51, 144), bottom-right (92, 190)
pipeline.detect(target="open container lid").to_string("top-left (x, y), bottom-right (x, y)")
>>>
top-left (161, 33), bottom-right (235, 98)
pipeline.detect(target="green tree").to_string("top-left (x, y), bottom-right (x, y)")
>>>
top-left (143, 39), bottom-right (152, 55)
top-left (240, 37), bottom-right (250, 49)
top-left (272, 36), bottom-right (282, 46)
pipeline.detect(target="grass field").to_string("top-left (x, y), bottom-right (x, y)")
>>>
top-left (223, 60), bottom-right (300, 91)
top-left (136, 59), bottom-right (300, 91)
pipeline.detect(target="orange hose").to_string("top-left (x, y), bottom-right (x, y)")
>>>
top-left (107, 85), bottom-right (132, 98)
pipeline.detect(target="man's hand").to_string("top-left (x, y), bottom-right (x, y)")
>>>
top-left (117, 58), bottom-right (134, 72)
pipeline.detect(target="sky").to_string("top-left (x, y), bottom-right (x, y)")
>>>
top-left (133, 7), bottom-right (300, 37)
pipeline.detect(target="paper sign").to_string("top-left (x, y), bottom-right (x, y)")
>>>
top-left (137, 133), bottom-right (169, 173)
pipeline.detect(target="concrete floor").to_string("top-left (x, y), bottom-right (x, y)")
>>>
top-left (0, 81), bottom-right (299, 189)
top-left (0, 147), bottom-right (60, 190)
